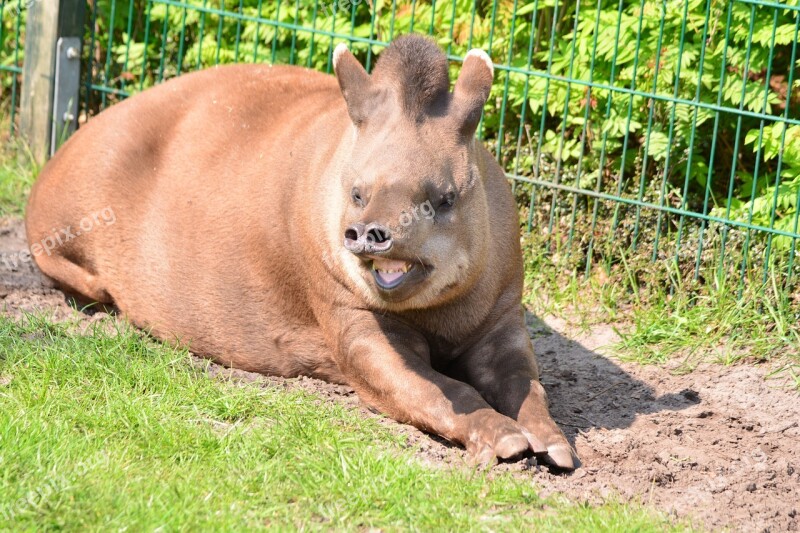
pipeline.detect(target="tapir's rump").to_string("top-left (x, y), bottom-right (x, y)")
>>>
top-left (25, 35), bottom-right (578, 470)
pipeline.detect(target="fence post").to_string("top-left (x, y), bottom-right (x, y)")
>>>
top-left (19, 0), bottom-right (86, 164)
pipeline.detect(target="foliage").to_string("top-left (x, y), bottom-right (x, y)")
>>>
top-left (0, 1), bottom-right (26, 94)
top-left (713, 123), bottom-right (800, 251)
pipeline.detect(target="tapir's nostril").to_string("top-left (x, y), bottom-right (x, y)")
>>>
top-left (344, 227), bottom-right (360, 241)
top-left (344, 223), bottom-right (366, 253)
top-left (367, 226), bottom-right (390, 244)
top-left (365, 223), bottom-right (392, 253)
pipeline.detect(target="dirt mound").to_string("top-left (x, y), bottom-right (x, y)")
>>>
top-left (2, 216), bottom-right (798, 532)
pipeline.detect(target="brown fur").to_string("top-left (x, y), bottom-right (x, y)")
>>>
top-left (26, 35), bottom-right (577, 469)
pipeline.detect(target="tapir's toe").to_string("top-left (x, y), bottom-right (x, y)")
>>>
top-left (494, 431), bottom-right (530, 460)
top-left (520, 412), bottom-right (580, 470)
top-left (466, 411), bottom-right (532, 465)
top-left (468, 432), bottom-right (528, 468)
top-left (521, 428), bottom-right (547, 455)
top-left (542, 442), bottom-right (580, 471)
top-left (471, 446), bottom-right (498, 468)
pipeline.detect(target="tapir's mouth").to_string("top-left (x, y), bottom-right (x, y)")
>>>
top-left (365, 256), bottom-right (430, 296)
top-left (371, 257), bottom-right (414, 290)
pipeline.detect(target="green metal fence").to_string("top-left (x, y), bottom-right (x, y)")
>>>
top-left (3, 0), bottom-right (800, 296)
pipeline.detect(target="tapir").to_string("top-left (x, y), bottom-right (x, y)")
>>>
top-left (26, 35), bottom-right (577, 469)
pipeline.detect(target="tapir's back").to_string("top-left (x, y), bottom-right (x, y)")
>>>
top-left (25, 64), bottom-right (350, 378)
top-left (28, 64), bottom-right (346, 233)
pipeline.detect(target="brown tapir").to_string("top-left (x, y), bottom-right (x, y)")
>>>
top-left (26, 35), bottom-right (577, 469)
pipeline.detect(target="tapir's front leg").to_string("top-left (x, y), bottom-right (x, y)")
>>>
top-left (328, 309), bottom-right (534, 464)
top-left (454, 308), bottom-right (578, 470)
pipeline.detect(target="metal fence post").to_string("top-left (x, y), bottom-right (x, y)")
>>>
top-left (19, 0), bottom-right (86, 164)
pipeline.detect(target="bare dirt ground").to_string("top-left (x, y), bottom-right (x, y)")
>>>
top-left (2, 216), bottom-right (799, 532)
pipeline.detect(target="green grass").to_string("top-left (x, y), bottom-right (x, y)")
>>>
top-left (0, 314), bottom-right (680, 531)
top-left (613, 274), bottom-right (800, 368)
top-left (0, 135), bottom-right (37, 218)
top-left (521, 230), bottom-right (800, 384)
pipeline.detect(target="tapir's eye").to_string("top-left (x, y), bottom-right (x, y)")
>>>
top-left (438, 192), bottom-right (456, 210)
top-left (351, 187), bottom-right (364, 207)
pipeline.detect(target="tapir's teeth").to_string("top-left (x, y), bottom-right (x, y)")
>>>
top-left (371, 259), bottom-right (412, 274)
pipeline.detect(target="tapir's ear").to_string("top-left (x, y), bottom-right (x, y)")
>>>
top-left (452, 49), bottom-right (494, 139)
top-left (333, 43), bottom-right (373, 126)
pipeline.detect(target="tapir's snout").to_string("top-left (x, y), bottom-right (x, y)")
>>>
top-left (342, 219), bottom-right (427, 294)
top-left (343, 222), bottom-right (393, 255)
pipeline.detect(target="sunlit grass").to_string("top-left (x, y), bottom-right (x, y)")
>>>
top-left (521, 225), bottom-right (800, 384)
top-left (0, 314), bottom-right (682, 531)
top-left (0, 132), bottom-right (38, 218)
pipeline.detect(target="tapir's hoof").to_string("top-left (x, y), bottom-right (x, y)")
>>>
top-left (520, 409), bottom-right (580, 470)
top-left (521, 426), bottom-right (579, 470)
top-left (466, 412), bottom-right (531, 467)
top-left (540, 442), bottom-right (580, 471)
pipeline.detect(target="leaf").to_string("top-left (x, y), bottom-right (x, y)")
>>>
top-left (646, 131), bottom-right (670, 162)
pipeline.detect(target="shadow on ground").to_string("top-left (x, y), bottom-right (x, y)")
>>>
top-left (527, 312), bottom-right (700, 448)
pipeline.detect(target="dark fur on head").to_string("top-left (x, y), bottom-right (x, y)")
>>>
top-left (371, 35), bottom-right (450, 118)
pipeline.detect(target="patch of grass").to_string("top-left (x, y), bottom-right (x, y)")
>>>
top-left (0, 135), bottom-right (37, 218)
top-left (0, 314), bottom-right (680, 531)
top-left (521, 225), bottom-right (800, 377)
top-left (522, 240), bottom-right (622, 332)
top-left (613, 275), bottom-right (800, 368)
top-left (767, 362), bottom-right (800, 389)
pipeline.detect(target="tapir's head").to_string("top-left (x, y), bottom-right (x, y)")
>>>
top-left (332, 35), bottom-right (495, 309)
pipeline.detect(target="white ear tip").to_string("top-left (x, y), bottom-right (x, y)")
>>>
top-left (465, 48), bottom-right (494, 77)
top-left (333, 43), bottom-right (350, 71)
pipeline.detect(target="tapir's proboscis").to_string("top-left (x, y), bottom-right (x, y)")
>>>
top-left (26, 35), bottom-right (577, 469)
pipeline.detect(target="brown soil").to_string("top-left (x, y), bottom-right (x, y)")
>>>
top-left (2, 216), bottom-right (798, 532)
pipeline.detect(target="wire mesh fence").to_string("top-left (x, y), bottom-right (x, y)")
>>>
top-left (2, 0), bottom-right (800, 297)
